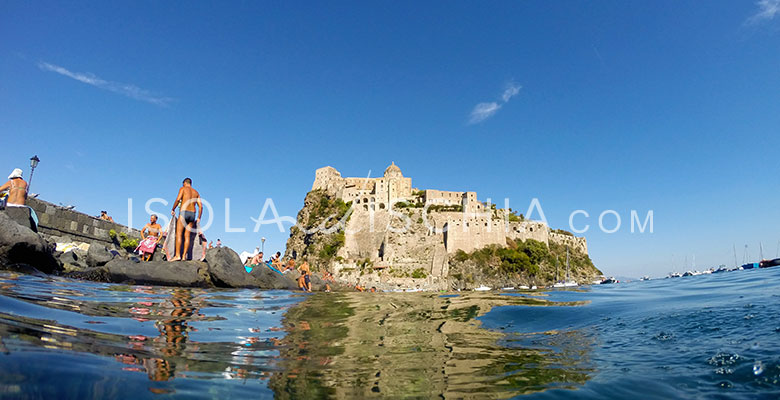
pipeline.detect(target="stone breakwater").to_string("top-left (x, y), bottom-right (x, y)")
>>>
top-left (0, 210), bottom-right (339, 291)
top-left (25, 197), bottom-right (141, 247)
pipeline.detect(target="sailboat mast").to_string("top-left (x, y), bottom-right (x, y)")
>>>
top-left (566, 246), bottom-right (570, 280)
top-left (733, 244), bottom-right (738, 268)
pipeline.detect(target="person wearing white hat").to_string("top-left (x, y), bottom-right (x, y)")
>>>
top-left (0, 168), bottom-right (28, 206)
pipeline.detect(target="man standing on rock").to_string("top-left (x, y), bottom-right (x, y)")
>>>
top-left (170, 178), bottom-right (202, 261)
top-left (0, 168), bottom-right (28, 206)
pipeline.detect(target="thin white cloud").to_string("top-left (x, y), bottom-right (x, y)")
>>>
top-left (747, 0), bottom-right (780, 23)
top-left (469, 102), bottom-right (502, 124)
top-left (468, 81), bottom-right (522, 124)
top-left (38, 61), bottom-right (174, 106)
top-left (501, 83), bottom-right (521, 102)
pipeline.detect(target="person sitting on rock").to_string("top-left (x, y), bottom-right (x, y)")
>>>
top-left (249, 251), bottom-right (264, 266)
top-left (297, 270), bottom-right (311, 292)
top-left (269, 251), bottom-right (283, 268)
top-left (283, 259), bottom-right (296, 273)
top-left (0, 168), bottom-right (28, 206)
top-left (139, 215), bottom-right (163, 261)
top-left (99, 211), bottom-right (114, 222)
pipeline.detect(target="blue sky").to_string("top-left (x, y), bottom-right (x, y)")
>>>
top-left (2, 1), bottom-right (780, 277)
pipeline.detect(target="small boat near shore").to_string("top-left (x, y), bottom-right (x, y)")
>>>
top-left (553, 246), bottom-right (578, 288)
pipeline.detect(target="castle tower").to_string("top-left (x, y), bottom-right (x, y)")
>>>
top-left (383, 162), bottom-right (412, 204)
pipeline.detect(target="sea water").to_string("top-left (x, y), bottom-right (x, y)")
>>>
top-left (0, 267), bottom-right (779, 399)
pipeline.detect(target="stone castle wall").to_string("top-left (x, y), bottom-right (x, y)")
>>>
top-left (443, 216), bottom-right (505, 253)
top-left (549, 231), bottom-right (588, 254)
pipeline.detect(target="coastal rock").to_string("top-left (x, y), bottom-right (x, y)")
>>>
top-left (59, 250), bottom-right (89, 271)
top-left (3, 206), bottom-right (37, 232)
top-left (65, 266), bottom-right (111, 282)
top-left (104, 258), bottom-right (209, 287)
top-left (0, 211), bottom-right (60, 274)
top-left (205, 247), bottom-right (252, 288)
top-left (87, 244), bottom-right (114, 267)
top-left (248, 264), bottom-right (298, 290)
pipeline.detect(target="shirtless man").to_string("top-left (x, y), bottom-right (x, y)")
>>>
top-left (0, 168), bottom-right (28, 206)
top-left (250, 251), bottom-right (264, 266)
top-left (141, 215), bottom-right (163, 240)
top-left (170, 178), bottom-right (202, 261)
top-left (140, 215), bottom-right (163, 261)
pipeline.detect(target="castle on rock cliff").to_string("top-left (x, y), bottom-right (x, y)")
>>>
top-left (311, 163), bottom-right (587, 259)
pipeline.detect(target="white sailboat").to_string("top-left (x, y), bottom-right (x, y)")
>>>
top-left (553, 246), bottom-right (578, 288)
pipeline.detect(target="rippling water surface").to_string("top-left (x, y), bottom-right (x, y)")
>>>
top-left (1, 267), bottom-right (779, 399)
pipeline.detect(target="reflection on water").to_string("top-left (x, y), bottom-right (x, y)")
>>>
top-left (0, 271), bottom-right (593, 398)
top-left (269, 292), bottom-right (593, 398)
top-left (4, 269), bottom-right (780, 398)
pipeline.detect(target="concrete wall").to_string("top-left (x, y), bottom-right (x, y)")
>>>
top-left (27, 197), bottom-right (140, 246)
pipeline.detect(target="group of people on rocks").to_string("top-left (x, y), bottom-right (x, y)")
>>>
top-left (244, 251), bottom-right (331, 292)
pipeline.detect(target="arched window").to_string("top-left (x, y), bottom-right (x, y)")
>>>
top-left (379, 203), bottom-right (385, 209)
top-left (363, 204), bottom-right (369, 211)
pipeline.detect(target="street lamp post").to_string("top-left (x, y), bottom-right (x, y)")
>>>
top-left (28, 155), bottom-right (40, 193)
top-left (261, 237), bottom-right (266, 253)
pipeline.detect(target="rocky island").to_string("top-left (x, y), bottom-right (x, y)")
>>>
top-left (286, 163), bottom-right (601, 290)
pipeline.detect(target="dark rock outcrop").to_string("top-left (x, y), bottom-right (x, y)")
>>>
top-left (65, 267), bottom-right (112, 282)
top-left (3, 206), bottom-right (37, 232)
top-left (248, 264), bottom-right (298, 290)
top-left (59, 250), bottom-right (88, 271)
top-left (87, 244), bottom-right (114, 267)
top-left (104, 259), bottom-right (209, 287)
top-left (0, 212), bottom-right (60, 274)
top-left (205, 247), bottom-right (253, 288)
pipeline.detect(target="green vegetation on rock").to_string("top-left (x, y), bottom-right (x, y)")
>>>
top-left (426, 204), bottom-right (462, 213)
top-left (507, 209), bottom-right (525, 222)
top-left (411, 268), bottom-right (427, 279)
top-left (450, 238), bottom-right (599, 286)
top-left (117, 232), bottom-right (138, 252)
top-left (287, 190), bottom-right (350, 271)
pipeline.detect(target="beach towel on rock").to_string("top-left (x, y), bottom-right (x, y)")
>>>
top-left (136, 236), bottom-right (159, 255)
top-left (162, 218), bottom-right (207, 261)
